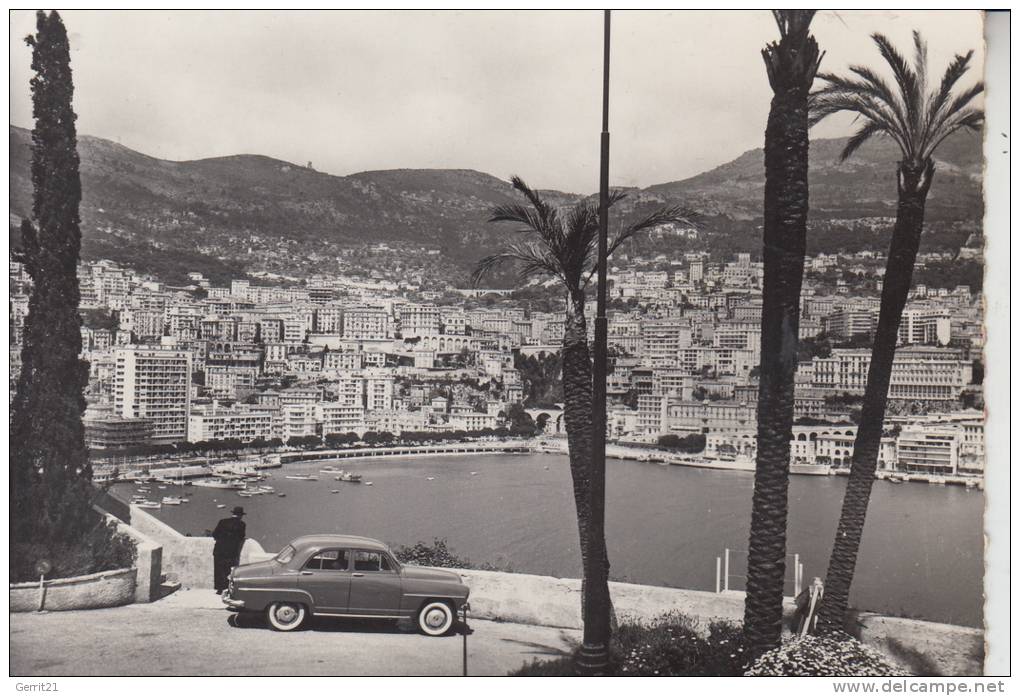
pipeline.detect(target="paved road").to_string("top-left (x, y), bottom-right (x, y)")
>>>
top-left (11, 589), bottom-right (577, 676)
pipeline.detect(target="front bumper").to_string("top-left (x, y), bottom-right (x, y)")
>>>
top-left (221, 590), bottom-right (245, 610)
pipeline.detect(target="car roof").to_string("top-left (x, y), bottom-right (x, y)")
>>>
top-left (287, 534), bottom-right (392, 553)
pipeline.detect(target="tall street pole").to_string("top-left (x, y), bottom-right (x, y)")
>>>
top-left (577, 8), bottom-right (612, 676)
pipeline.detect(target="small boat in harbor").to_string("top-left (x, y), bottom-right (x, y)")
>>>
top-left (364, 482), bottom-right (373, 486)
top-left (319, 466), bottom-right (343, 474)
top-left (238, 492), bottom-right (254, 498)
top-left (216, 504), bottom-right (226, 509)
top-left (278, 493), bottom-right (287, 497)
top-left (426, 476), bottom-right (435, 481)
top-left (136, 501), bottom-right (161, 509)
top-left (285, 474), bottom-right (318, 481)
top-left (334, 471), bottom-right (362, 483)
top-left (331, 490), bottom-right (340, 494)
top-left (161, 496), bottom-right (186, 505)
top-left (470, 471), bottom-right (479, 476)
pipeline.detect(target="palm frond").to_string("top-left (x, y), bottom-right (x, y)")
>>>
top-left (840, 120), bottom-right (884, 161)
top-left (488, 202), bottom-right (549, 235)
top-left (925, 107), bottom-right (985, 160)
top-left (508, 176), bottom-right (554, 226)
top-left (871, 33), bottom-right (920, 156)
top-left (924, 51), bottom-right (975, 133)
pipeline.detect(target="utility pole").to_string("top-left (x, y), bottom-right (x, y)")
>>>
top-left (576, 8), bottom-right (612, 676)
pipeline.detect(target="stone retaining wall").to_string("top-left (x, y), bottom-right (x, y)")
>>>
top-left (95, 506), bottom-right (162, 603)
top-left (129, 506), bottom-right (265, 588)
top-left (10, 568), bottom-right (137, 613)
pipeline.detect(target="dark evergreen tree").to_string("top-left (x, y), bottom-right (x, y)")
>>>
top-left (744, 10), bottom-right (821, 657)
top-left (11, 10), bottom-right (93, 544)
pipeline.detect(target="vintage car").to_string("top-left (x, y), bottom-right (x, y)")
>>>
top-left (222, 534), bottom-right (469, 635)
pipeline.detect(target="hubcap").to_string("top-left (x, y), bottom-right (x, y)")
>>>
top-left (426, 608), bottom-right (446, 628)
top-left (276, 605), bottom-right (298, 624)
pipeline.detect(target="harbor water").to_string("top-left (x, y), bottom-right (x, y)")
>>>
top-left (112, 452), bottom-right (984, 627)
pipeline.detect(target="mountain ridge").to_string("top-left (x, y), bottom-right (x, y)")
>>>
top-left (8, 124), bottom-right (984, 285)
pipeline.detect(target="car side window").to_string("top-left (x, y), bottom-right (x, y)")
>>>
top-left (352, 550), bottom-right (385, 572)
top-left (304, 549), bottom-right (348, 571)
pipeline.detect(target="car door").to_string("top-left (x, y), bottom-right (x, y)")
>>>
top-left (346, 549), bottom-right (403, 616)
top-left (297, 548), bottom-right (352, 612)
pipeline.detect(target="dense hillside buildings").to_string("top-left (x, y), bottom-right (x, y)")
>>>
top-left (7, 252), bottom-right (983, 477)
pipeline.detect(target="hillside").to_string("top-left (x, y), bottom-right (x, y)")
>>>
top-left (8, 125), bottom-right (984, 285)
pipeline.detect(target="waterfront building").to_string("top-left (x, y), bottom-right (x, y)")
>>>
top-left (84, 414), bottom-right (153, 450)
top-left (896, 428), bottom-right (962, 475)
top-left (811, 348), bottom-right (972, 401)
top-left (667, 400), bottom-right (756, 435)
top-left (316, 402), bottom-right (365, 435)
top-left (113, 346), bottom-right (192, 444)
top-left (187, 403), bottom-right (273, 442)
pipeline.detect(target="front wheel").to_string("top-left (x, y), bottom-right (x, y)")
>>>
top-left (417, 601), bottom-right (454, 636)
top-left (266, 602), bottom-right (307, 632)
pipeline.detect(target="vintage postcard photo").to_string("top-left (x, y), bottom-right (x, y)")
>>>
top-left (7, 8), bottom-right (1009, 682)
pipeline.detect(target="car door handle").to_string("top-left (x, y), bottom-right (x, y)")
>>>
top-left (300, 571), bottom-right (313, 575)
top-left (352, 573), bottom-right (364, 577)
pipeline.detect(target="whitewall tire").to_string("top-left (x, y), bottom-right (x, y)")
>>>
top-left (267, 602), bottom-right (307, 631)
top-left (417, 601), bottom-right (454, 636)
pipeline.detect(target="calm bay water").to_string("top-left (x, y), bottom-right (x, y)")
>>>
top-left (114, 453), bottom-right (984, 627)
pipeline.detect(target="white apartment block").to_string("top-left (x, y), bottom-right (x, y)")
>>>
top-left (188, 404), bottom-right (273, 442)
top-left (640, 320), bottom-right (693, 367)
top-left (205, 365), bottom-right (259, 399)
top-left (281, 403), bottom-right (319, 439)
top-left (811, 349), bottom-right (971, 401)
top-left (365, 373), bottom-right (394, 411)
top-left (113, 347), bottom-right (192, 443)
top-left (896, 428), bottom-right (962, 475)
top-left (399, 303), bottom-right (441, 337)
top-left (343, 308), bottom-right (391, 340)
top-left (316, 403), bottom-right (365, 435)
top-left (898, 307), bottom-right (952, 346)
top-left (314, 305), bottom-right (344, 334)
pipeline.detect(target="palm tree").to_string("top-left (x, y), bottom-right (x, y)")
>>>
top-left (743, 10), bottom-right (822, 657)
top-left (810, 31), bottom-right (983, 632)
top-left (474, 176), bottom-right (696, 669)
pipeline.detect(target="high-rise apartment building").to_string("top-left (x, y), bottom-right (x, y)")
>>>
top-left (113, 347), bottom-right (192, 443)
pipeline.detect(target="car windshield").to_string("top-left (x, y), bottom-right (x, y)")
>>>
top-left (275, 544), bottom-right (295, 564)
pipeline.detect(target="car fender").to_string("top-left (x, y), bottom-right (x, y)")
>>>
top-left (234, 588), bottom-right (316, 613)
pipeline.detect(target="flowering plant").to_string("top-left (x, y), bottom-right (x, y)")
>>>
top-left (745, 633), bottom-right (905, 676)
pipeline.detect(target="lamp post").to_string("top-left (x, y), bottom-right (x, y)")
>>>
top-left (576, 8), bottom-right (612, 676)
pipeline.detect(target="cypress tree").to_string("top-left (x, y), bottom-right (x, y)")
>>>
top-left (11, 10), bottom-right (93, 544)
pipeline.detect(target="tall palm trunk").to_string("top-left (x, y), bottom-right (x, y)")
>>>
top-left (744, 11), bottom-right (819, 657)
top-left (817, 161), bottom-right (934, 632)
top-left (560, 289), bottom-right (596, 605)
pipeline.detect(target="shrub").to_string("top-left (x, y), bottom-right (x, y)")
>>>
top-left (393, 537), bottom-right (513, 573)
top-left (510, 612), bottom-right (750, 676)
top-left (11, 517), bottom-right (137, 583)
top-left (744, 634), bottom-right (905, 677)
top-left (394, 537), bottom-right (473, 569)
top-left (615, 612), bottom-right (749, 676)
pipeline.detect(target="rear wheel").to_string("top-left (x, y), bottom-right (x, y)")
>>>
top-left (266, 602), bottom-right (307, 631)
top-left (417, 601), bottom-right (454, 636)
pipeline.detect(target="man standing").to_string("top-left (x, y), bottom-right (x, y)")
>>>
top-left (212, 506), bottom-right (247, 593)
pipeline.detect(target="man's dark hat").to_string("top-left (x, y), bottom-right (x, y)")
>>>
top-left (232, 506), bottom-right (246, 516)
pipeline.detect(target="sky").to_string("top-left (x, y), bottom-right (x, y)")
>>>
top-left (9, 10), bottom-right (986, 194)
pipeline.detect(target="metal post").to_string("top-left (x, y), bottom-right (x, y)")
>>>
top-left (724, 548), bottom-right (730, 592)
top-left (715, 557), bottom-right (721, 593)
top-left (576, 8), bottom-right (612, 678)
top-left (462, 605), bottom-right (469, 676)
top-left (794, 553), bottom-right (801, 597)
top-left (37, 574), bottom-right (46, 612)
